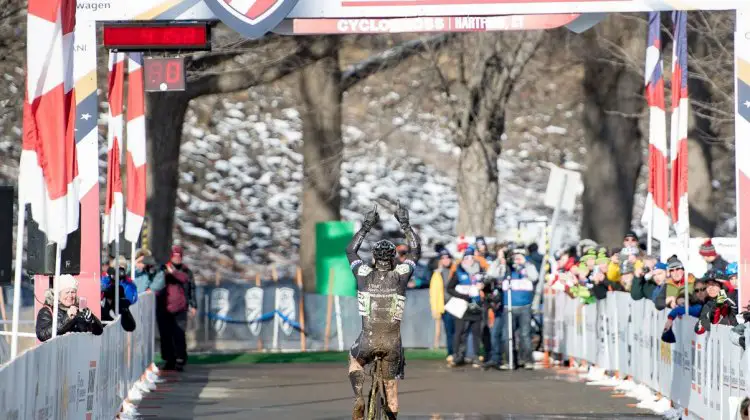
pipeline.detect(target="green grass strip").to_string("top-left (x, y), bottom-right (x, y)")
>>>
top-left (154, 349), bottom-right (448, 365)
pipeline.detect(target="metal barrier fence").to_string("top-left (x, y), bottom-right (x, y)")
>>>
top-left (0, 292), bottom-right (156, 419)
top-left (542, 290), bottom-right (750, 419)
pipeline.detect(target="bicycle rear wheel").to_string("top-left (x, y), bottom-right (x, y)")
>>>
top-left (366, 359), bottom-right (388, 420)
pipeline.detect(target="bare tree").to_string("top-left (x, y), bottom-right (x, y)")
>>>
top-left (684, 11), bottom-right (734, 236)
top-left (145, 28), bottom-right (452, 280)
top-left (578, 14), bottom-right (646, 246)
top-left (427, 32), bottom-right (544, 236)
top-left (295, 34), bottom-right (452, 291)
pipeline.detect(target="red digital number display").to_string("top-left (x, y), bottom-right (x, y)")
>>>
top-left (143, 57), bottom-right (186, 92)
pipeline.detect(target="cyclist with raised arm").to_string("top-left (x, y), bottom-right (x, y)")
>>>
top-left (346, 202), bottom-right (421, 420)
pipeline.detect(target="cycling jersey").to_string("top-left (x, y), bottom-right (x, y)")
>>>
top-left (346, 224), bottom-right (420, 379)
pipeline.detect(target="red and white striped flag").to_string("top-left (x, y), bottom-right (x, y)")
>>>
top-left (670, 11), bottom-right (689, 236)
top-left (642, 12), bottom-right (670, 242)
top-left (125, 53), bottom-right (147, 244)
top-left (103, 52), bottom-right (125, 245)
top-left (20, 0), bottom-right (79, 250)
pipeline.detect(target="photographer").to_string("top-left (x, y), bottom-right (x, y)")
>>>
top-left (100, 265), bottom-right (138, 331)
top-left (36, 275), bottom-right (103, 342)
top-left (133, 248), bottom-right (165, 293)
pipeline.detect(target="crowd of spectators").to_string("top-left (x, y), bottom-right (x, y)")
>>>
top-left (547, 233), bottom-right (743, 344)
top-left (427, 236), bottom-right (543, 370)
top-left (420, 231), bottom-right (749, 373)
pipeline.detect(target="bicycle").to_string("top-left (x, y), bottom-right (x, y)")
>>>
top-left (366, 355), bottom-right (389, 420)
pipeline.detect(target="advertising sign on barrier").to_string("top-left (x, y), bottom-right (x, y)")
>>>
top-left (546, 290), bottom-right (747, 419)
top-left (0, 292), bottom-right (154, 420)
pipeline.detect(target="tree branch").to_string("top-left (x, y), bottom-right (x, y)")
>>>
top-left (340, 33), bottom-right (455, 92)
top-left (186, 46), bottom-right (324, 99)
top-left (187, 34), bottom-right (287, 72)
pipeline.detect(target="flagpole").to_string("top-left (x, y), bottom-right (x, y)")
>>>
top-left (646, 208), bottom-right (654, 256)
top-left (130, 242), bottom-right (136, 286)
top-left (10, 201), bottom-right (25, 358)
top-left (51, 246), bottom-right (62, 339)
top-left (115, 235), bottom-right (120, 317)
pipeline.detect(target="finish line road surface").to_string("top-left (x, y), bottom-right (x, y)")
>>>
top-left (136, 360), bottom-right (659, 420)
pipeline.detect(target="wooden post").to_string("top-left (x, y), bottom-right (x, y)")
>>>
top-left (214, 270), bottom-right (221, 287)
top-left (256, 273), bottom-right (263, 352)
top-left (296, 267), bottom-right (306, 351)
top-left (324, 268), bottom-right (334, 351)
top-left (271, 265), bottom-right (280, 352)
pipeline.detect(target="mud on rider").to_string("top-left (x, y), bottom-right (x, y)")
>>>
top-left (345, 202), bottom-right (421, 420)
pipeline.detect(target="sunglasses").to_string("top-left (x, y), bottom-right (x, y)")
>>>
top-left (694, 288), bottom-right (707, 292)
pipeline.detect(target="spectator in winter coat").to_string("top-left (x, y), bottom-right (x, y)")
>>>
top-left (658, 256), bottom-right (694, 310)
top-left (662, 278), bottom-right (709, 342)
top-left (695, 275), bottom-right (738, 334)
top-left (619, 261), bottom-right (635, 292)
top-left (101, 256), bottom-right (138, 306)
top-left (591, 252), bottom-right (623, 300)
top-left (157, 245), bottom-right (197, 371)
top-left (427, 243), bottom-right (447, 273)
top-left (623, 231), bottom-right (639, 249)
top-left (492, 248), bottom-right (539, 370)
top-left (475, 236), bottom-right (493, 262)
top-left (699, 239), bottom-right (729, 274)
top-left (36, 275), bottom-right (103, 342)
top-left (132, 249), bottom-right (165, 294)
top-left (632, 262), bottom-right (667, 303)
top-left (526, 243), bottom-right (544, 274)
top-left (727, 262), bottom-right (739, 290)
top-left (447, 247), bottom-right (487, 367)
top-left (429, 249), bottom-right (458, 360)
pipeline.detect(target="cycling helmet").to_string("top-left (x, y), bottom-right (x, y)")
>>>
top-left (727, 262), bottom-right (738, 277)
top-left (372, 240), bottom-right (396, 261)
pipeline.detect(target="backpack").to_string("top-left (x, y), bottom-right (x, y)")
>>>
top-left (165, 282), bottom-right (188, 314)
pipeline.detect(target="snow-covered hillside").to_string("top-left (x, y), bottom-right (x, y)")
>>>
top-left (169, 85), bottom-right (582, 279)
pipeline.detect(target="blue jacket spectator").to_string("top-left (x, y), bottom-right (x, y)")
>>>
top-left (101, 267), bottom-right (138, 305)
top-left (501, 254), bottom-right (539, 308)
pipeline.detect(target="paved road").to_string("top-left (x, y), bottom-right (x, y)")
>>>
top-left (135, 361), bottom-right (660, 420)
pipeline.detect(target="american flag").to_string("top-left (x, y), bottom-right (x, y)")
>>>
top-left (19, 0), bottom-right (79, 250)
top-left (670, 11), bottom-right (689, 236)
top-left (103, 52), bottom-right (125, 245)
top-left (642, 11), bottom-right (669, 242)
top-left (125, 53), bottom-right (147, 244)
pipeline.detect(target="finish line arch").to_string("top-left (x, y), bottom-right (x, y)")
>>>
top-left (59, 0), bottom-right (750, 337)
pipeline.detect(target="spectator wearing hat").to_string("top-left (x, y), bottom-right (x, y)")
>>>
top-left (632, 262), bottom-right (668, 304)
top-left (695, 274), bottom-right (738, 334)
top-left (618, 261), bottom-right (636, 292)
top-left (699, 239), bottom-right (729, 274)
top-left (157, 245), bottom-right (197, 371)
top-left (606, 248), bottom-right (622, 283)
top-left (658, 256), bottom-right (694, 310)
top-left (132, 248), bottom-right (165, 294)
top-left (36, 275), bottom-right (103, 342)
top-left (429, 248), bottom-right (458, 360)
top-left (662, 278), bottom-right (709, 341)
top-left (446, 247), bottom-right (487, 367)
top-left (491, 247), bottom-right (539, 370)
top-left (475, 236), bottom-right (494, 263)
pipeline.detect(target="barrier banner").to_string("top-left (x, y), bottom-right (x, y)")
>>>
top-left (198, 282), bottom-right (303, 351)
top-left (546, 291), bottom-right (748, 419)
top-left (0, 292), bottom-right (155, 420)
